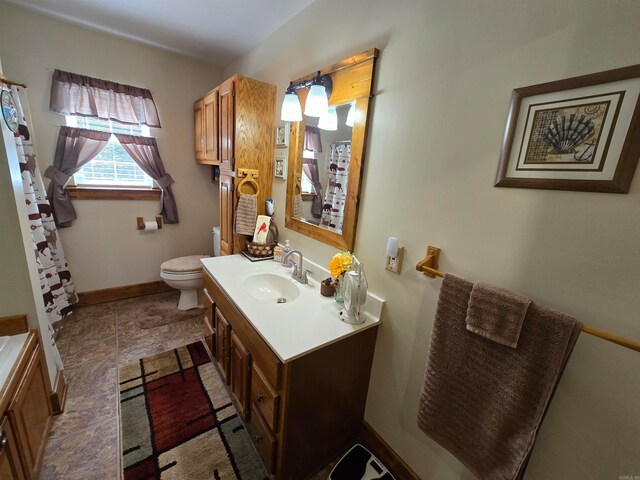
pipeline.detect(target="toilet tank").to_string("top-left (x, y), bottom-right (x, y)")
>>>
top-left (212, 226), bottom-right (221, 257)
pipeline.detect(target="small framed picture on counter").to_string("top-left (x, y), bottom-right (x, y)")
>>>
top-left (274, 154), bottom-right (287, 179)
top-left (275, 123), bottom-right (289, 148)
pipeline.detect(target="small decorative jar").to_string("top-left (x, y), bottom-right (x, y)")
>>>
top-left (320, 278), bottom-right (336, 297)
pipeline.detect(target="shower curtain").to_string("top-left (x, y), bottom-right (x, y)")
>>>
top-left (12, 86), bottom-right (78, 329)
top-left (320, 142), bottom-right (351, 231)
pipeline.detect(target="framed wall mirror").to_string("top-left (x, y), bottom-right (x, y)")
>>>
top-left (285, 49), bottom-right (379, 251)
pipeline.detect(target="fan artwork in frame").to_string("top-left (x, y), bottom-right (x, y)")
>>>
top-left (495, 64), bottom-right (640, 193)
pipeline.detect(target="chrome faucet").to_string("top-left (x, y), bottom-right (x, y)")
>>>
top-left (283, 250), bottom-right (308, 284)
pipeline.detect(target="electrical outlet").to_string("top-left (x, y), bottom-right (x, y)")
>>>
top-left (385, 247), bottom-right (404, 274)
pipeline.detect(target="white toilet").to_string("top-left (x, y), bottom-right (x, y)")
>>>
top-left (160, 226), bottom-right (221, 310)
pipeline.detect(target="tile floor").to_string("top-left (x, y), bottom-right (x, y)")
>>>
top-left (39, 291), bottom-right (335, 480)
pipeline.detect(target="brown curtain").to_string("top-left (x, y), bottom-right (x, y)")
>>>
top-left (114, 134), bottom-right (179, 224)
top-left (302, 158), bottom-right (322, 218)
top-left (304, 126), bottom-right (323, 152)
top-left (50, 69), bottom-right (161, 128)
top-left (45, 126), bottom-right (111, 227)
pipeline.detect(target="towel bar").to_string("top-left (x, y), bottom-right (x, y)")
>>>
top-left (416, 245), bottom-right (640, 353)
top-left (236, 168), bottom-right (260, 197)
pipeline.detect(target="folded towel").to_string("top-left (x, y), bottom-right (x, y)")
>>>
top-left (293, 193), bottom-right (304, 218)
top-left (466, 281), bottom-right (531, 348)
top-left (417, 273), bottom-right (581, 480)
top-left (253, 215), bottom-right (271, 244)
top-left (234, 194), bottom-right (257, 236)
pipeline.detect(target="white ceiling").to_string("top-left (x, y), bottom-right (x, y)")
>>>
top-left (6, 0), bottom-right (315, 66)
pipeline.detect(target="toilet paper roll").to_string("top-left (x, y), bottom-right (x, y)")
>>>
top-left (144, 220), bottom-right (159, 231)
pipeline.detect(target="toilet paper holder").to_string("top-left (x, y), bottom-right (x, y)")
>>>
top-left (137, 216), bottom-right (163, 230)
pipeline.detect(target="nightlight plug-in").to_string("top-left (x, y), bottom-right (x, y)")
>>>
top-left (385, 237), bottom-right (404, 274)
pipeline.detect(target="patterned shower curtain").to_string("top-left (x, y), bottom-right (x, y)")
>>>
top-left (320, 142), bottom-right (351, 232)
top-left (12, 86), bottom-right (78, 326)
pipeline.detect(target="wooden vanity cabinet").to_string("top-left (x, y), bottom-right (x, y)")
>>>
top-left (202, 287), bottom-right (215, 354)
top-left (0, 418), bottom-right (24, 480)
top-left (204, 270), bottom-right (378, 479)
top-left (0, 333), bottom-right (53, 480)
top-left (214, 309), bottom-right (231, 384)
top-left (229, 331), bottom-right (251, 419)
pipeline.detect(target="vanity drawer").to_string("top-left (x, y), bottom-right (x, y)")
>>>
top-left (248, 406), bottom-right (276, 473)
top-left (251, 364), bottom-right (279, 433)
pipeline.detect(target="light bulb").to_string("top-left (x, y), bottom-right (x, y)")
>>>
top-left (345, 102), bottom-right (356, 127)
top-left (318, 106), bottom-right (338, 131)
top-left (304, 84), bottom-right (328, 117)
top-left (281, 93), bottom-right (302, 121)
top-left (386, 237), bottom-right (399, 257)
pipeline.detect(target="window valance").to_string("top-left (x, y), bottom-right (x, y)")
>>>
top-left (49, 69), bottom-right (161, 128)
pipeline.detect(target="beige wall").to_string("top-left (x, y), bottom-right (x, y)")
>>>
top-left (0, 3), bottom-right (222, 292)
top-left (225, 0), bottom-right (640, 478)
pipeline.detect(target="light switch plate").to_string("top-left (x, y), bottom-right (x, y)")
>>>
top-left (385, 247), bottom-right (404, 274)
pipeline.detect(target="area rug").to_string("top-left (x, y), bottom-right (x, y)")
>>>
top-left (118, 341), bottom-right (269, 480)
top-left (120, 291), bottom-right (204, 329)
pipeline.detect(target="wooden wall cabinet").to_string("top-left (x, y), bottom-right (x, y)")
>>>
top-left (194, 75), bottom-right (276, 256)
top-left (194, 89), bottom-right (220, 165)
top-left (219, 171), bottom-right (234, 256)
top-left (0, 333), bottom-right (53, 480)
top-left (203, 270), bottom-right (378, 479)
top-left (194, 98), bottom-right (204, 161)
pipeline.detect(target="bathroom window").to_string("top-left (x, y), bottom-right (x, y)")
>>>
top-left (65, 116), bottom-right (160, 200)
top-left (300, 150), bottom-right (315, 198)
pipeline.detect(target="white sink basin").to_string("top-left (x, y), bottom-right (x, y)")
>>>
top-left (243, 273), bottom-right (301, 302)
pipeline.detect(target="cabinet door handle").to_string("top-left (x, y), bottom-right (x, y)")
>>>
top-left (255, 434), bottom-right (263, 443)
top-left (0, 427), bottom-right (6, 451)
top-left (255, 394), bottom-right (264, 403)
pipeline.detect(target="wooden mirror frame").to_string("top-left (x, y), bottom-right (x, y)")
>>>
top-left (285, 48), bottom-right (379, 251)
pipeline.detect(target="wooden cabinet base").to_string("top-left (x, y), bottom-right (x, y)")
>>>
top-left (1, 333), bottom-right (53, 480)
top-left (206, 271), bottom-right (378, 480)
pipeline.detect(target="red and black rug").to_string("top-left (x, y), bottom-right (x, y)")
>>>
top-left (118, 341), bottom-right (268, 479)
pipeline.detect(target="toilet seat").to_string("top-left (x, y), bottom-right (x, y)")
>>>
top-left (160, 255), bottom-right (208, 274)
top-left (160, 269), bottom-right (202, 281)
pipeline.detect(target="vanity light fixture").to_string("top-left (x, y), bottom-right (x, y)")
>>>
top-left (318, 106), bottom-right (338, 131)
top-left (280, 71), bottom-right (333, 121)
top-left (345, 101), bottom-right (356, 127)
top-left (281, 83), bottom-right (303, 121)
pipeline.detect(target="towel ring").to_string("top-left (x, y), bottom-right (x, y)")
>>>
top-left (236, 168), bottom-right (260, 197)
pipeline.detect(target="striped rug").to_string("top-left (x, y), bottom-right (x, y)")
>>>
top-left (118, 342), bottom-right (268, 479)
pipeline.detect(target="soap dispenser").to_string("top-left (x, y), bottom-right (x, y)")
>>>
top-left (283, 240), bottom-right (293, 267)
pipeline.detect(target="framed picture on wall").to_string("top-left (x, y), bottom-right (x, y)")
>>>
top-left (495, 64), bottom-right (640, 193)
top-left (274, 154), bottom-right (287, 179)
top-left (275, 123), bottom-right (289, 148)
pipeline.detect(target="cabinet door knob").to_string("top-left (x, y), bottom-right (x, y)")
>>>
top-left (255, 434), bottom-right (263, 443)
top-left (255, 394), bottom-right (264, 402)
top-left (0, 427), bottom-right (6, 451)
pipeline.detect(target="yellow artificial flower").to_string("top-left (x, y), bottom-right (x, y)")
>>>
top-left (328, 251), bottom-right (353, 277)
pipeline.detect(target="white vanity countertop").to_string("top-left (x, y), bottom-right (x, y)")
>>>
top-left (0, 333), bottom-right (29, 392)
top-left (201, 255), bottom-right (384, 363)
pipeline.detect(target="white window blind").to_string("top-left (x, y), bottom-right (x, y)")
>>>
top-left (66, 116), bottom-right (154, 188)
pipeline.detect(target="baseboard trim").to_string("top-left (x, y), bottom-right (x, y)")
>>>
top-left (359, 421), bottom-right (420, 480)
top-left (50, 369), bottom-right (68, 415)
top-left (76, 281), bottom-right (174, 307)
top-left (0, 314), bottom-right (29, 336)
